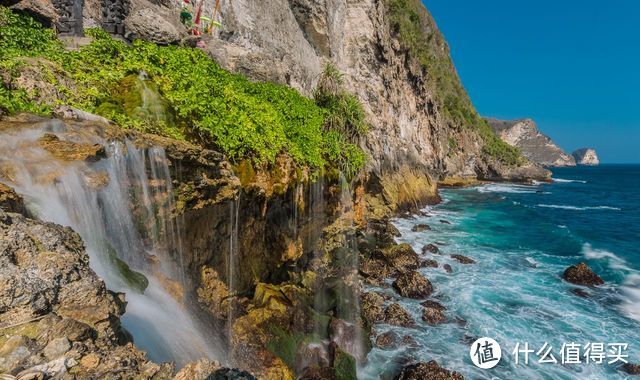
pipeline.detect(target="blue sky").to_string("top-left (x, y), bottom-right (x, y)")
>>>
top-left (424, 0), bottom-right (640, 163)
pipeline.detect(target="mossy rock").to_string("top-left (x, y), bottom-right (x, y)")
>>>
top-left (105, 244), bottom-right (149, 293)
top-left (113, 256), bottom-right (149, 293)
top-left (266, 326), bottom-right (321, 372)
top-left (234, 159), bottom-right (257, 188)
top-left (332, 347), bottom-right (357, 380)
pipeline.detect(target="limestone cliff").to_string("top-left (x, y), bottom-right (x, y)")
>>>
top-left (6, 0), bottom-right (550, 208)
top-left (486, 118), bottom-right (576, 167)
top-left (196, 0), bottom-right (549, 186)
top-left (572, 148), bottom-right (600, 166)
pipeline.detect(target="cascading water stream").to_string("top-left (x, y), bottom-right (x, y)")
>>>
top-left (336, 174), bottom-right (364, 363)
top-left (226, 196), bottom-right (240, 347)
top-left (0, 118), bottom-right (221, 367)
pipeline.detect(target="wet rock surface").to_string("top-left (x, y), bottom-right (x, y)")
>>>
top-left (622, 363), bottom-right (640, 375)
top-left (394, 360), bottom-right (464, 380)
top-left (562, 262), bottom-right (604, 286)
top-left (393, 270), bottom-right (434, 299)
top-left (375, 331), bottom-right (399, 350)
top-left (383, 303), bottom-right (414, 327)
top-left (411, 224), bottom-right (431, 232)
top-left (421, 306), bottom-right (446, 325)
top-left (450, 254), bottom-right (475, 264)
top-left (361, 292), bottom-right (385, 325)
top-left (37, 133), bottom-right (106, 162)
top-left (0, 183), bottom-right (25, 214)
top-left (0, 210), bottom-right (175, 378)
top-left (421, 259), bottom-right (438, 268)
top-left (422, 243), bottom-right (440, 254)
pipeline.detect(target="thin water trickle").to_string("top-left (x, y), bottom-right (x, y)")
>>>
top-left (0, 119), bottom-right (221, 367)
top-left (227, 196), bottom-right (241, 347)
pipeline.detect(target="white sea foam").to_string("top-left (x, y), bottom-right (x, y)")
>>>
top-left (552, 178), bottom-right (587, 183)
top-left (477, 183), bottom-right (538, 194)
top-left (620, 274), bottom-right (640, 322)
top-left (582, 243), bottom-right (639, 275)
top-left (537, 204), bottom-right (621, 211)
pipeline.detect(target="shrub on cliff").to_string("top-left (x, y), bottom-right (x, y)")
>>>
top-left (386, 0), bottom-right (523, 166)
top-left (0, 7), bottom-right (366, 176)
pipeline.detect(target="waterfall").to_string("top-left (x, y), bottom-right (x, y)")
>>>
top-left (226, 196), bottom-right (240, 346)
top-left (336, 173), bottom-right (364, 363)
top-left (136, 71), bottom-right (172, 126)
top-left (0, 118), bottom-right (221, 367)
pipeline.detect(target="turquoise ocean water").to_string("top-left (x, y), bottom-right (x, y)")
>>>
top-left (362, 165), bottom-right (640, 379)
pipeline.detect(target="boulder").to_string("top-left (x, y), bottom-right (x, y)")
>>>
top-left (375, 331), bottom-right (399, 350)
top-left (0, 182), bottom-right (25, 214)
top-left (420, 300), bottom-right (445, 311)
top-left (0, 210), bottom-right (175, 378)
top-left (401, 335), bottom-right (418, 348)
top-left (328, 343), bottom-right (357, 380)
top-left (361, 292), bottom-right (385, 324)
top-left (300, 366), bottom-right (338, 380)
top-left (43, 337), bottom-right (70, 359)
top-left (124, 7), bottom-right (185, 45)
top-left (443, 264), bottom-right (453, 273)
top-left (450, 254), bottom-right (475, 264)
top-left (383, 303), bottom-right (414, 327)
top-left (621, 363), bottom-right (640, 375)
top-left (392, 271), bottom-right (433, 299)
top-left (562, 263), bottom-right (604, 286)
top-left (394, 360), bottom-right (464, 380)
top-left (207, 368), bottom-right (258, 380)
top-left (421, 259), bottom-right (438, 268)
top-left (360, 257), bottom-right (395, 285)
top-left (421, 307), bottom-right (446, 325)
top-left (411, 224), bottom-right (431, 232)
top-left (379, 243), bottom-right (421, 272)
top-left (422, 244), bottom-right (440, 254)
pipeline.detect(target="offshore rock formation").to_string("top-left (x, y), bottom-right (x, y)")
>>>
top-left (572, 148), bottom-right (600, 166)
top-left (487, 118), bottom-right (575, 167)
top-left (562, 263), bottom-right (604, 286)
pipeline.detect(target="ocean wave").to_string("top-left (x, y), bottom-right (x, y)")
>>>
top-left (537, 204), bottom-right (621, 211)
top-left (620, 274), bottom-right (640, 322)
top-left (552, 178), bottom-right (587, 183)
top-left (582, 243), bottom-right (638, 273)
top-left (477, 184), bottom-right (539, 194)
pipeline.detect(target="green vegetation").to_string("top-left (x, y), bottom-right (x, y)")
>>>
top-left (386, 0), bottom-right (524, 165)
top-left (0, 7), bottom-right (368, 176)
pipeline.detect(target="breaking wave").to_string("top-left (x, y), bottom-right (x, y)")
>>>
top-left (537, 204), bottom-right (621, 211)
top-left (552, 178), bottom-right (587, 183)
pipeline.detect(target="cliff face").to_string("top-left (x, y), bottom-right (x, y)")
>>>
top-left (5, 0), bottom-right (550, 196)
top-left (487, 118), bottom-right (576, 167)
top-left (201, 0), bottom-right (545, 183)
top-left (572, 148), bottom-right (600, 165)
